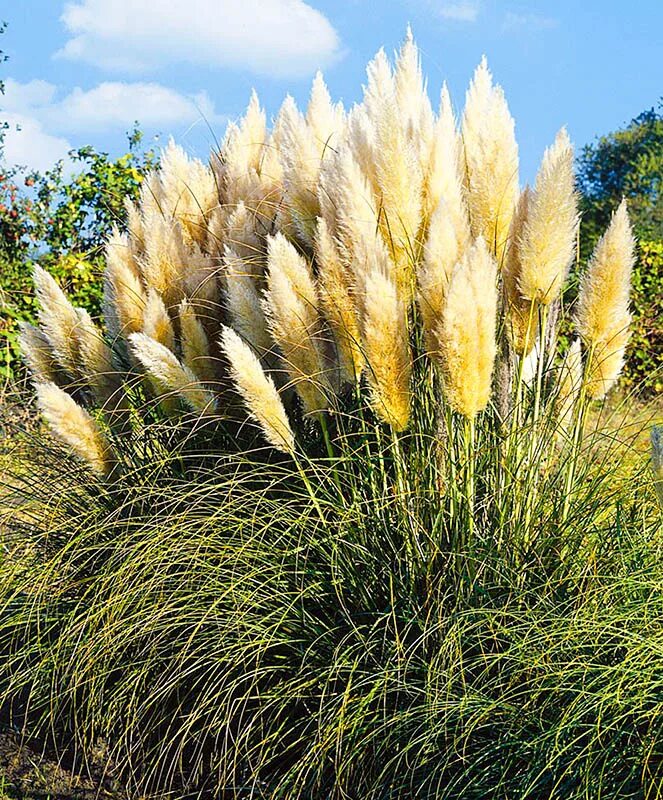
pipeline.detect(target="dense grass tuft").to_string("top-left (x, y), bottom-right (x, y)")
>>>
top-left (1, 392), bottom-right (661, 799)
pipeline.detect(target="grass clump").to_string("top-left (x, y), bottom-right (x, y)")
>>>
top-left (1, 29), bottom-right (662, 800)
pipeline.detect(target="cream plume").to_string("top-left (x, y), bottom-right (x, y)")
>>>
top-left (320, 146), bottom-right (380, 269)
top-left (394, 28), bottom-right (434, 168)
top-left (575, 200), bottom-right (635, 399)
top-left (75, 308), bottom-right (123, 405)
top-left (142, 289), bottom-right (175, 352)
top-left (503, 187), bottom-right (538, 356)
top-left (346, 103), bottom-right (378, 196)
top-left (265, 233), bottom-right (330, 414)
top-left (366, 46), bottom-right (423, 295)
top-left (438, 237), bottom-right (498, 419)
top-left (225, 201), bottom-right (264, 266)
top-left (276, 95), bottom-right (321, 248)
top-left (124, 198), bottom-right (145, 257)
top-left (222, 91), bottom-right (268, 209)
top-left (517, 128), bottom-right (577, 304)
top-left (140, 215), bottom-right (187, 306)
top-left (158, 139), bottom-right (217, 248)
top-left (418, 196), bottom-right (471, 355)
top-left (33, 265), bottom-right (82, 377)
top-left (179, 300), bottom-right (217, 384)
top-left (224, 248), bottom-right (274, 357)
top-left (315, 218), bottom-right (363, 383)
top-left (461, 57), bottom-right (519, 261)
top-left (19, 322), bottom-right (59, 384)
top-left (424, 83), bottom-right (467, 224)
top-left (104, 228), bottom-right (147, 336)
top-left (362, 269), bottom-right (411, 430)
top-left (36, 382), bottom-right (113, 476)
top-left (221, 326), bottom-right (295, 454)
top-left (129, 333), bottom-right (216, 413)
top-left (306, 71), bottom-right (345, 158)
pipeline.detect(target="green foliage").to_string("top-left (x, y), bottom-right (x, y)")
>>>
top-left (626, 240), bottom-right (663, 395)
top-left (0, 133), bottom-right (155, 381)
top-left (577, 103), bottom-right (663, 255)
top-left (0, 392), bottom-right (660, 798)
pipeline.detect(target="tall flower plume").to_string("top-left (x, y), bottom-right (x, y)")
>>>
top-left (221, 327), bottom-right (295, 454)
top-left (437, 237), bottom-right (498, 419)
top-left (462, 58), bottom-right (519, 262)
top-left (517, 128), bottom-right (578, 304)
top-left (575, 200), bottom-right (635, 399)
top-left (36, 382), bottom-right (114, 476)
top-left (362, 269), bottom-right (411, 430)
top-left (265, 233), bottom-right (330, 414)
top-left (129, 333), bottom-right (216, 413)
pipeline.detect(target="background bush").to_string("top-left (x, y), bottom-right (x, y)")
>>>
top-left (0, 136), bottom-right (155, 382)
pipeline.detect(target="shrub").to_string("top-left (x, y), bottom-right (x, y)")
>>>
top-left (0, 133), bottom-right (155, 382)
top-left (626, 239), bottom-right (663, 395)
top-left (1, 33), bottom-right (661, 799)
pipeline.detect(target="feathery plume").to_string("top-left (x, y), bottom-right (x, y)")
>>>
top-left (224, 249), bottom-right (274, 357)
top-left (424, 83), bottom-right (467, 224)
top-left (276, 95), bottom-right (321, 248)
top-left (179, 300), bottom-right (217, 384)
top-left (183, 248), bottom-right (222, 313)
top-left (362, 269), bottom-right (411, 430)
top-left (320, 146), bottom-right (380, 270)
top-left (462, 57), bottom-right (519, 261)
top-left (33, 266), bottom-right (82, 377)
top-left (265, 233), bottom-right (330, 413)
top-left (503, 187), bottom-right (538, 356)
top-left (223, 91), bottom-right (268, 208)
top-left (142, 289), bottom-right (175, 352)
top-left (346, 103), bottom-right (378, 195)
top-left (575, 200), bottom-right (635, 399)
top-left (517, 128), bottom-right (577, 304)
top-left (139, 171), bottom-right (164, 222)
top-left (419, 196), bottom-right (472, 354)
top-left (221, 327), bottom-right (295, 453)
top-left (366, 46), bottom-right (423, 295)
top-left (104, 229), bottom-right (147, 337)
top-left (36, 382), bottom-right (113, 476)
top-left (306, 72), bottom-right (344, 158)
top-left (140, 215), bottom-right (187, 306)
top-left (129, 333), bottom-right (216, 413)
top-left (315, 218), bottom-right (363, 383)
top-left (225, 201), bottom-right (264, 266)
top-left (438, 237), bottom-right (498, 419)
top-left (124, 198), bottom-right (145, 257)
top-left (75, 308), bottom-right (123, 405)
top-left (394, 28), bottom-right (434, 167)
top-left (19, 322), bottom-right (59, 384)
top-left (158, 139), bottom-right (217, 248)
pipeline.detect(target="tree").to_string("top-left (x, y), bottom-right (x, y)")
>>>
top-left (577, 103), bottom-right (663, 257)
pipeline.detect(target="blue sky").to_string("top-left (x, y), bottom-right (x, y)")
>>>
top-left (1, 0), bottom-right (662, 181)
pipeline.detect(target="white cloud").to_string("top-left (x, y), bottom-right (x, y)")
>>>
top-left (431, 1), bottom-right (480, 22)
top-left (1, 113), bottom-right (73, 172)
top-left (1, 78), bottom-right (225, 171)
top-left (55, 83), bottom-right (221, 132)
top-left (4, 78), bottom-right (223, 132)
top-left (57, 0), bottom-right (341, 78)
top-left (502, 12), bottom-right (558, 32)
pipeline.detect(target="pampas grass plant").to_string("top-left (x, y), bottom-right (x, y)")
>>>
top-left (2, 31), bottom-right (661, 800)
